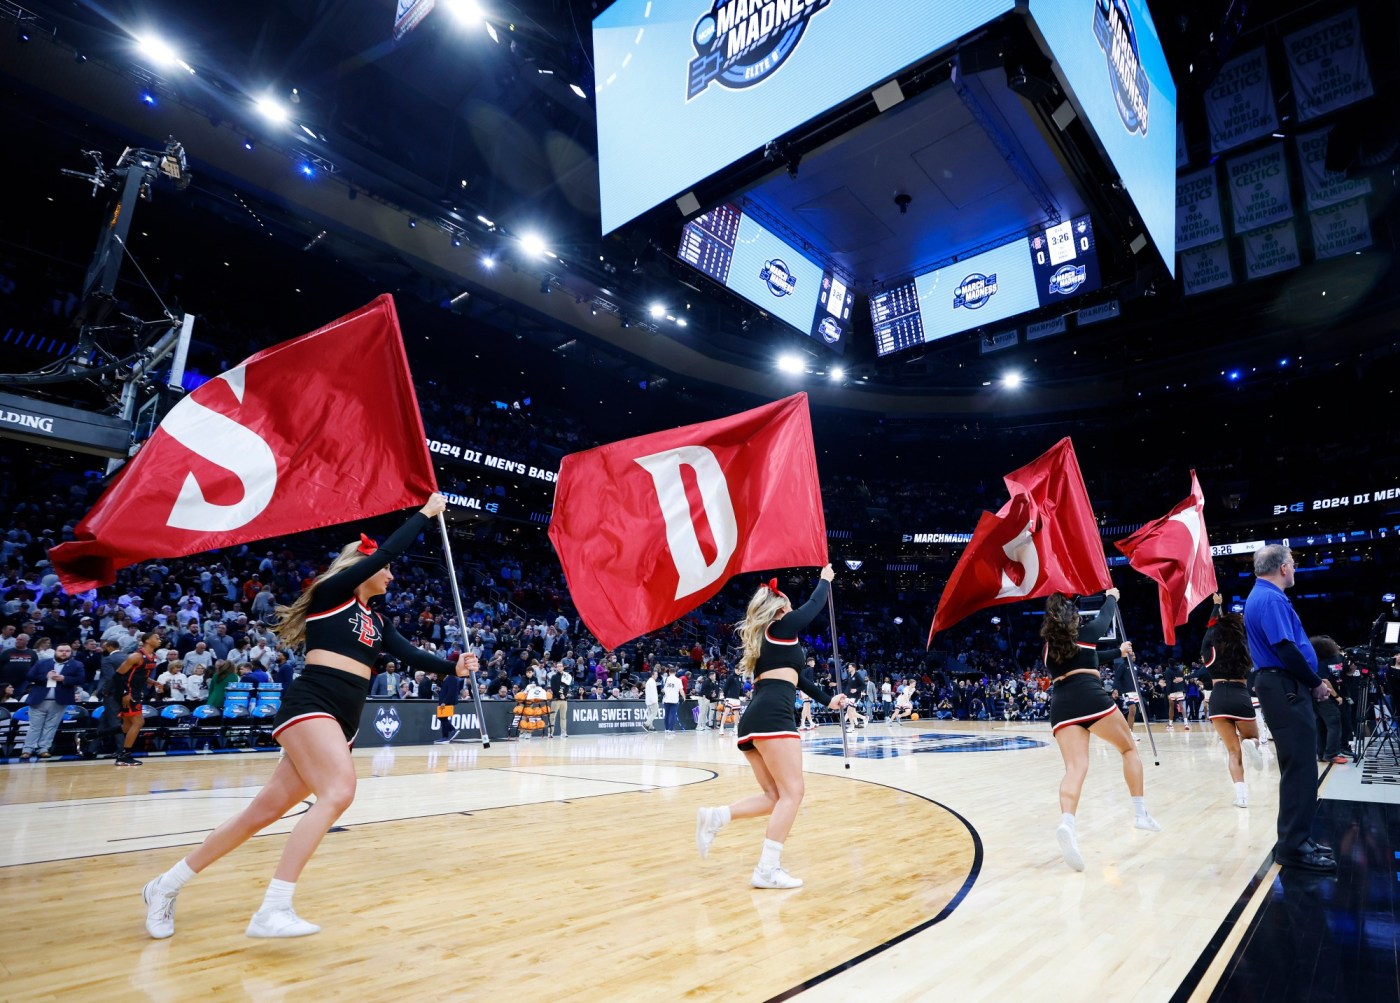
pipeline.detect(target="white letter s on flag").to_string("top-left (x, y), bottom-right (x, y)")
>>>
top-left (634, 445), bottom-right (738, 600)
top-left (162, 368), bottom-right (278, 532)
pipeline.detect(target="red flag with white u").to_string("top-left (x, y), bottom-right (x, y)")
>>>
top-left (929, 438), bottom-right (1110, 639)
top-left (1114, 470), bottom-right (1218, 645)
top-left (548, 393), bottom-right (827, 650)
top-left (50, 295), bottom-right (437, 592)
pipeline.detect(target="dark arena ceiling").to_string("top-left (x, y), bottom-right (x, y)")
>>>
top-left (0, 0), bottom-right (1397, 449)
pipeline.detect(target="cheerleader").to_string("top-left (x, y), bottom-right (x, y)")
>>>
top-left (1201, 594), bottom-right (1263, 806)
top-left (140, 495), bottom-right (478, 939)
top-left (695, 569), bottom-right (847, 888)
top-left (1042, 589), bottom-right (1161, 872)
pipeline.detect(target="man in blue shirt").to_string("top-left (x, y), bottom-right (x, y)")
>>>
top-left (1244, 544), bottom-right (1337, 872)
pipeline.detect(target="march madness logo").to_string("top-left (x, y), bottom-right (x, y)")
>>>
top-left (688, 0), bottom-right (833, 100)
top-left (374, 706), bottom-right (401, 741)
top-left (1093, 0), bottom-right (1150, 136)
top-left (759, 258), bottom-right (798, 297)
top-left (1049, 264), bottom-right (1087, 296)
top-left (952, 273), bottom-right (998, 310)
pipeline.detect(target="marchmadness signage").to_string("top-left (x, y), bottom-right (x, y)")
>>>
top-left (356, 699), bottom-right (699, 743)
top-left (594, 0), bottom-right (1017, 233)
top-left (0, 390), bottom-right (131, 458)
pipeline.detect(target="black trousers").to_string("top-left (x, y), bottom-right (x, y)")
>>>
top-left (1314, 698), bottom-right (1343, 759)
top-left (1254, 671), bottom-right (1320, 856)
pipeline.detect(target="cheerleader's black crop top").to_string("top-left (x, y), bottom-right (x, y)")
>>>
top-left (302, 511), bottom-right (445, 674)
top-left (1044, 595), bottom-right (1122, 679)
top-left (1200, 604), bottom-right (1249, 681)
top-left (755, 578), bottom-right (833, 703)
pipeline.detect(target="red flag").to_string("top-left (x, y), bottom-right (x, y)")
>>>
top-left (549, 393), bottom-right (827, 650)
top-left (929, 438), bottom-right (1110, 638)
top-left (1114, 470), bottom-right (1218, 645)
top-left (51, 295), bottom-right (436, 592)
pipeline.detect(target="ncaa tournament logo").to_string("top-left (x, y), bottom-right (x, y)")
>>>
top-left (1048, 264), bottom-right (1086, 296)
top-left (1093, 0), bottom-right (1150, 136)
top-left (953, 273), bottom-right (998, 310)
top-left (374, 706), bottom-right (401, 742)
top-left (688, 0), bottom-right (833, 100)
top-left (759, 258), bottom-right (798, 297)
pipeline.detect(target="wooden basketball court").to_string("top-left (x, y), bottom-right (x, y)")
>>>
top-left (0, 720), bottom-right (1322, 1000)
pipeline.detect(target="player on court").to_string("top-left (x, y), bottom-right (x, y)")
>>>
top-left (1042, 588), bottom-right (1161, 872)
top-left (695, 569), bottom-right (847, 888)
top-left (1200, 594), bottom-right (1263, 806)
top-left (140, 494), bottom-right (478, 939)
top-left (113, 631), bottom-right (160, 766)
top-left (889, 679), bottom-right (916, 725)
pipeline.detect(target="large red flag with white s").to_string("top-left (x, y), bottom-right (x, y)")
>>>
top-left (50, 295), bottom-right (437, 592)
top-left (1114, 470), bottom-right (1218, 645)
top-left (548, 393), bottom-right (827, 650)
top-left (929, 438), bottom-right (1110, 639)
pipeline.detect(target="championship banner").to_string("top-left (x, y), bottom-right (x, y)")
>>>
top-left (1176, 120), bottom-right (1190, 168)
top-left (1242, 220), bottom-right (1301, 281)
top-left (1284, 9), bottom-right (1373, 122)
top-left (1296, 128), bottom-right (1373, 211)
top-left (1205, 48), bottom-right (1278, 155)
top-left (1227, 145), bottom-right (1292, 234)
top-left (1176, 166), bottom-right (1225, 252)
top-left (1310, 197), bottom-right (1372, 259)
top-left (1180, 240), bottom-right (1233, 296)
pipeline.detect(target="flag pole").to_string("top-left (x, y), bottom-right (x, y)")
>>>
top-left (436, 513), bottom-right (491, 749)
top-left (1113, 605), bottom-right (1160, 766)
top-left (827, 589), bottom-right (851, 769)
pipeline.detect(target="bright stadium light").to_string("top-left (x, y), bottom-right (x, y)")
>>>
top-left (444, 0), bottom-right (486, 25)
top-left (777, 354), bottom-right (804, 374)
top-left (1002, 371), bottom-right (1023, 389)
top-left (519, 232), bottom-right (547, 258)
top-left (135, 34), bottom-right (180, 68)
top-left (256, 96), bottom-right (290, 125)
top-left (830, 366), bottom-right (845, 381)
top-left (648, 303), bottom-right (666, 320)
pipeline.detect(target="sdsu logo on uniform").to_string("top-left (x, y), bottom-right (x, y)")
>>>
top-left (953, 273), bottom-right (999, 310)
top-left (1049, 264), bottom-right (1087, 296)
top-left (688, 0), bottom-right (833, 100)
top-left (374, 706), bottom-right (401, 741)
top-left (759, 258), bottom-right (798, 297)
top-left (1093, 0), bottom-right (1150, 136)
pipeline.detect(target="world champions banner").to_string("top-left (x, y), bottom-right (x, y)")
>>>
top-left (1242, 221), bottom-right (1300, 281)
top-left (1296, 128), bottom-right (1373, 212)
top-left (1227, 145), bottom-right (1292, 234)
top-left (1180, 240), bottom-right (1233, 297)
top-left (1205, 48), bottom-right (1278, 154)
top-left (1284, 9), bottom-right (1374, 122)
top-left (1176, 166), bottom-right (1225, 252)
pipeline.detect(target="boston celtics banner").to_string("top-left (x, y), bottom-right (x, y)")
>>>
top-left (1284, 9), bottom-right (1373, 122)
top-left (1242, 221), bottom-right (1301, 280)
top-left (1176, 166), bottom-right (1225, 252)
top-left (1227, 145), bottom-right (1292, 234)
top-left (1296, 128), bottom-right (1373, 211)
top-left (1310, 198), bottom-right (1372, 259)
top-left (1180, 240), bottom-right (1233, 297)
top-left (1206, 49), bottom-right (1278, 155)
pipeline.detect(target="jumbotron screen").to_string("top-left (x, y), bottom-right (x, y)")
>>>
top-left (679, 203), bottom-right (854, 353)
top-left (872, 214), bottom-right (1100, 358)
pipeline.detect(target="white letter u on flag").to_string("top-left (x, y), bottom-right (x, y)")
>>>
top-left (634, 445), bottom-right (739, 601)
top-left (162, 368), bottom-right (279, 532)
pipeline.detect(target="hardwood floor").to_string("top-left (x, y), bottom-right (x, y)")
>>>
top-left (0, 721), bottom-right (1316, 1001)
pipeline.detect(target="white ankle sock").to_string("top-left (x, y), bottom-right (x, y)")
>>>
top-left (261, 878), bottom-right (296, 912)
top-left (1131, 796), bottom-right (1148, 819)
top-left (1234, 782), bottom-right (1248, 799)
top-left (713, 805), bottom-right (731, 827)
top-left (159, 858), bottom-right (196, 893)
top-left (1060, 812), bottom-right (1076, 829)
top-left (758, 838), bottom-right (783, 870)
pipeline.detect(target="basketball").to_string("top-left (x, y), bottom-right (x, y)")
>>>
top-left (911, 713), bottom-right (919, 720)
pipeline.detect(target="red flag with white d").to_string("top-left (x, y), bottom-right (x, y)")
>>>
top-left (50, 295), bottom-right (437, 592)
top-left (548, 392), bottom-right (827, 650)
top-left (1114, 470), bottom-right (1218, 645)
top-left (929, 438), bottom-right (1110, 638)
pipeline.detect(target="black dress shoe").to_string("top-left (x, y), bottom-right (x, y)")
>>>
top-left (1302, 838), bottom-right (1334, 858)
top-left (1277, 850), bottom-right (1338, 873)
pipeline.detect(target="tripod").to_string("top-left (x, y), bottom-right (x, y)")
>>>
top-left (1354, 608), bottom-right (1400, 765)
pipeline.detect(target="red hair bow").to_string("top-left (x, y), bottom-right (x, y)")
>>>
top-left (357, 533), bottom-right (378, 556)
top-left (764, 578), bottom-right (781, 595)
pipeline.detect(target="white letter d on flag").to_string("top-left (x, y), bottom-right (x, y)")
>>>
top-left (634, 445), bottom-right (738, 600)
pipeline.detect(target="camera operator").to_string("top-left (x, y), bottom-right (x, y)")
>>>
top-left (1309, 637), bottom-right (1348, 765)
top-left (1339, 649), bottom-right (1366, 750)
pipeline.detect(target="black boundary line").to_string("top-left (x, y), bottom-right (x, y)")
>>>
top-left (1167, 761), bottom-right (1336, 1003)
top-left (763, 775), bottom-right (984, 1003)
